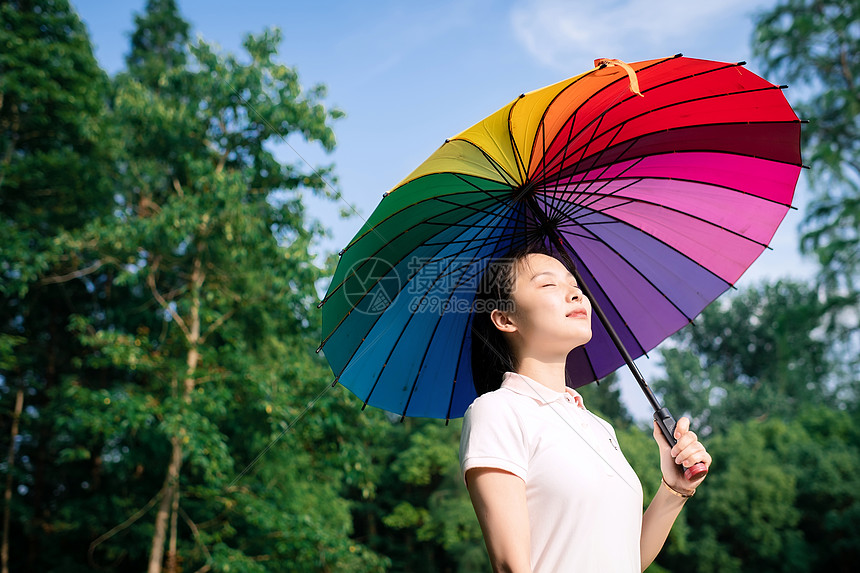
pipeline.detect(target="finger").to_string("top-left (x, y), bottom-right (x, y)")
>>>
top-left (670, 430), bottom-right (698, 457)
top-left (674, 416), bottom-right (691, 440)
top-left (675, 443), bottom-right (711, 468)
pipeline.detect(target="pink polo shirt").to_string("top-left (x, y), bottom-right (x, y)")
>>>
top-left (460, 372), bottom-right (643, 572)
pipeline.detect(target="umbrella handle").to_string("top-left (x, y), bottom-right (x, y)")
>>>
top-left (654, 407), bottom-right (709, 482)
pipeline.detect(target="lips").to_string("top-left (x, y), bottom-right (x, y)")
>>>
top-left (566, 309), bottom-right (588, 319)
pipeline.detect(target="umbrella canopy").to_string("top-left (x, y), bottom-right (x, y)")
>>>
top-left (318, 55), bottom-right (802, 421)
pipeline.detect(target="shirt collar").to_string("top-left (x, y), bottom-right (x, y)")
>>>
top-left (501, 371), bottom-right (585, 408)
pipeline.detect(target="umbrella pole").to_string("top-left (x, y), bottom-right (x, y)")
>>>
top-left (525, 197), bottom-right (707, 480)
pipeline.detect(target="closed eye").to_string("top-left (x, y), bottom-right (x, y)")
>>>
top-left (542, 284), bottom-right (555, 287)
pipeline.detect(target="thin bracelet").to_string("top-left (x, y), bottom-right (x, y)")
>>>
top-left (661, 477), bottom-right (695, 499)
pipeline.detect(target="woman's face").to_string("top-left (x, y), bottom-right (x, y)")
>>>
top-left (492, 253), bottom-right (593, 361)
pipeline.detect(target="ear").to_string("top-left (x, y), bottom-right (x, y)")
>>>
top-left (490, 308), bottom-right (518, 333)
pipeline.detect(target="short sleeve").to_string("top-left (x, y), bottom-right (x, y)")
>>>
top-left (459, 392), bottom-right (529, 484)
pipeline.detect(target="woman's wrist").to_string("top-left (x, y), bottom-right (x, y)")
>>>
top-left (661, 476), bottom-right (695, 499)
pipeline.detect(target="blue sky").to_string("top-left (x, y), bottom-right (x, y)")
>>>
top-left (71, 0), bottom-right (816, 419)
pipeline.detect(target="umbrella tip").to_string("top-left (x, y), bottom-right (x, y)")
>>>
top-left (382, 192), bottom-right (389, 198)
top-left (338, 248), bottom-right (345, 256)
top-left (519, 93), bottom-right (525, 98)
top-left (736, 60), bottom-right (747, 66)
top-left (800, 119), bottom-right (810, 124)
top-left (673, 52), bottom-right (683, 58)
top-left (331, 378), bottom-right (339, 388)
top-left (779, 84), bottom-right (789, 89)
top-left (316, 344), bottom-right (323, 353)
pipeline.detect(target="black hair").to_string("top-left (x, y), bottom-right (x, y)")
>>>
top-left (470, 241), bottom-right (560, 396)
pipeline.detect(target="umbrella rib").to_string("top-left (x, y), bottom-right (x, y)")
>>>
top-left (543, 105), bottom-right (800, 180)
top-left (508, 95), bottom-right (528, 183)
top-left (465, 140), bottom-right (523, 187)
top-left (534, 57), bottom-right (687, 180)
top-left (562, 128), bottom-right (644, 216)
top-left (538, 60), bottom-right (745, 173)
top-left (320, 189), bottom-right (509, 307)
top-left (318, 201), bottom-right (510, 348)
top-left (544, 181), bottom-right (776, 250)
top-left (560, 220), bottom-right (722, 323)
top-left (431, 194), bottom-right (520, 224)
top-left (532, 192), bottom-right (721, 324)
top-left (322, 194), bottom-right (521, 355)
top-left (329, 223), bottom-right (501, 404)
top-left (554, 122), bottom-right (805, 182)
top-left (550, 154), bottom-right (798, 208)
top-left (547, 141), bottom-right (643, 223)
top-left (547, 99), bottom-right (621, 218)
top-left (362, 218), bottom-right (514, 413)
top-left (526, 56), bottom-right (677, 179)
top-left (339, 173), bottom-right (517, 256)
top-left (443, 232), bottom-right (533, 421)
top-left (542, 118), bottom-right (798, 225)
top-left (398, 229), bottom-right (508, 419)
top-left (535, 83), bottom-right (642, 225)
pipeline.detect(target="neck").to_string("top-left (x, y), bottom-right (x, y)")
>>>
top-left (514, 357), bottom-right (568, 393)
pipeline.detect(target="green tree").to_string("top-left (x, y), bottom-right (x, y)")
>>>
top-left (0, 1), bottom-right (114, 570)
top-left (3, 0), bottom-right (390, 570)
top-left (754, 0), bottom-right (860, 333)
top-left (653, 280), bottom-right (834, 435)
top-left (651, 409), bottom-right (860, 573)
top-left (61, 0), bottom-right (376, 567)
top-left (366, 417), bottom-right (488, 573)
top-left (126, 0), bottom-right (190, 89)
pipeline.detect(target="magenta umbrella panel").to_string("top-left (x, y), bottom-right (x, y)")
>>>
top-left (319, 55), bottom-right (803, 420)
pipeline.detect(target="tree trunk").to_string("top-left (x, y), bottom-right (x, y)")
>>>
top-left (147, 437), bottom-right (182, 573)
top-left (165, 479), bottom-right (180, 573)
top-left (147, 255), bottom-right (203, 573)
top-left (1, 388), bottom-right (24, 573)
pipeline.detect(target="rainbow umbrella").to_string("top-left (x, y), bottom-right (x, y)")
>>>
top-left (318, 55), bottom-right (802, 433)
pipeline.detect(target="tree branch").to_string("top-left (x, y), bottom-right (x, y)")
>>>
top-left (179, 507), bottom-right (213, 573)
top-left (199, 308), bottom-right (235, 345)
top-left (147, 257), bottom-right (191, 339)
top-left (838, 44), bottom-right (856, 94)
top-left (88, 489), bottom-right (164, 568)
top-left (40, 260), bottom-right (106, 285)
top-left (172, 177), bottom-right (184, 197)
top-left (0, 104), bottom-right (19, 193)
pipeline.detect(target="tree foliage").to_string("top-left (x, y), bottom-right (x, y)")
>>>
top-left (653, 280), bottom-right (836, 435)
top-left (754, 0), bottom-right (860, 308)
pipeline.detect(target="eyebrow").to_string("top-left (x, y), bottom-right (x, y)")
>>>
top-left (530, 270), bottom-right (576, 285)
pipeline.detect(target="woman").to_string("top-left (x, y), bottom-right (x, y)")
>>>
top-left (460, 243), bottom-right (711, 572)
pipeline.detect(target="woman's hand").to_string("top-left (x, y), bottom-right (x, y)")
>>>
top-left (652, 416), bottom-right (711, 495)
